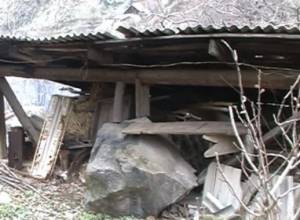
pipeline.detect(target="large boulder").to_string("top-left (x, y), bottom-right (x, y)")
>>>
top-left (85, 121), bottom-right (198, 218)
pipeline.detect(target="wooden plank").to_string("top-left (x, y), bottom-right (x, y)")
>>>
top-left (0, 92), bottom-right (6, 158)
top-left (122, 121), bottom-right (247, 136)
top-left (242, 174), bottom-right (260, 204)
top-left (245, 176), bottom-right (294, 220)
top-left (0, 77), bottom-right (39, 143)
top-left (274, 176), bottom-right (294, 220)
top-left (203, 135), bottom-right (239, 158)
top-left (0, 66), bottom-right (297, 89)
top-left (135, 79), bottom-right (150, 117)
top-left (112, 82), bottom-right (126, 122)
top-left (31, 95), bottom-right (73, 179)
top-left (263, 111), bottom-right (300, 144)
top-left (202, 162), bottom-right (242, 212)
top-left (203, 192), bottom-right (224, 213)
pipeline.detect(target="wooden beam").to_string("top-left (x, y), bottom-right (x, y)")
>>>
top-left (208, 39), bottom-right (232, 62)
top-left (88, 49), bottom-right (113, 64)
top-left (122, 121), bottom-right (247, 136)
top-left (0, 92), bottom-right (6, 158)
top-left (0, 65), bottom-right (298, 89)
top-left (33, 67), bottom-right (300, 89)
top-left (263, 111), bottom-right (300, 144)
top-left (112, 82), bottom-right (126, 122)
top-left (8, 127), bottom-right (24, 169)
top-left (0, 77), bottom-right (39, 143)
top-left (95, 33), bottom-right (300, 48)
top-left (135, 79), bottom-right (150, 117)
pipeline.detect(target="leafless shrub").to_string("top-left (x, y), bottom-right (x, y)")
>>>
top-left (215, 44), bottom-right (300, 219)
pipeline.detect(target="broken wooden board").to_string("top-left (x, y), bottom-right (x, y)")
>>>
top-left (244, 176), bottom-right (294, 220)
top-left (202, 162), bottom-right (242, 213)
top-left (203, 135), bottom-right (239, 158)
top-left (274, 176), bottom-right (294, 220)
top-left (122, 121), bottom-right (247, 136)
top-left (241, 174), bottom-right (260, 205)
top-left (263, 111), bottom-right (300, 144)
top-left (31, 95), bottom-right (73, 179)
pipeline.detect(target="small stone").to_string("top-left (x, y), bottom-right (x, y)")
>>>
top-left (0, 191), bottom-right (12, 204)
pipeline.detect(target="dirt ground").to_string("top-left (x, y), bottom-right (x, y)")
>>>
top-left (0, 174), bottom-right (141, 220)
top-left (0, 176), bottom-right (85, 220)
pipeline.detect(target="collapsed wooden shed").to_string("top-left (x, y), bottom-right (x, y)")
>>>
top-left (0, 25), bottom-right (299, 173)
top-left (0, 25), bottom-right (300, 218)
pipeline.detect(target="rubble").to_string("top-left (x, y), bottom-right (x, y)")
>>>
top-left (85, 121), bottom-right (198, 218)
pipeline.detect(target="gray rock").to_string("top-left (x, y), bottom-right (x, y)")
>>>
top-left (85, 121), bottom-right (198, 218)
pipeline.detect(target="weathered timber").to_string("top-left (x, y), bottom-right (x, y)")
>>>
top-left (135, 79), bottom-right (150, 117)
top-left (0, 92), bottom-right (6, 158)
top-left (203, 162), bottom-right (242, 212)
top-left (31, 95), bottom-right (73, 179)
top-left (96, 33), bottom-right (300, 47)
top-left (8, 127), bottom-right (24, 170)
top-left (122, 121), bottom-right (247, 136)
top-left (112, 82), bottom-right (126, 122)
top-left (0, 66), bottom-right (298, 89)
top-left (95, 97), bottom-right (131, 132)
top-left (244, 176), bottom-right (294, 220)
top-left (263, 111), bottom-right (300, 144)
top-left (274, 176), bottom-right (294, 220)
top-left (0, 77), bottom-right (39, 143)
top-left (208, 39), bottom-right (232, 62)
top-left (242, 174), bottom-right (260, 204)
top-left (203, 135), bottom-right (239, 158)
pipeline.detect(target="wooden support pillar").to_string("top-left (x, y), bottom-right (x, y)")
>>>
top-left (112, 82), bottom-right (126, 123)
top-left (0, 92), bottom-right (6, 158)
top-left (135, 79), bottom-right (150, 118)
top-left (0, 77), bottom-right (39, 144)
top-left (8, 127), bottom-right (24, 170)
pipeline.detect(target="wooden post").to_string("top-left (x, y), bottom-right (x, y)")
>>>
top-left (8, 127), bottom-right (24, 170)
top-left (135, 79), bottom-right (150, 118)
top-left (0, 92), bottom-right (6, 158)
top-left (112, 82), bottom-right (126, 123)
top-left (0, 77), bottom-right (39, 144)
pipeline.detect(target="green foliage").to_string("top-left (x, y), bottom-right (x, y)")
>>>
top-left (0, 204), bottom-right (31, 219)
top-left (23, 190), bottom-right (35, 198)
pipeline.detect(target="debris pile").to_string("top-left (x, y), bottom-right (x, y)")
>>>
top-left (0, 161), bottom-right (36, 193)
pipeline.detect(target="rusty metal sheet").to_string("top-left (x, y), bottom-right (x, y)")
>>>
top-left (31, 95), bottom-right (73, 179)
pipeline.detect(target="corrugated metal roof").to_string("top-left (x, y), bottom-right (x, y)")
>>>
top-left (117, 26), bottom-right (176, 38)
top-left (0, 32), bottom-right (117, 44)
top-left (0, 25), bottom-right (300, 43)
top-left (117, 25), bottom-right (300, 38)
